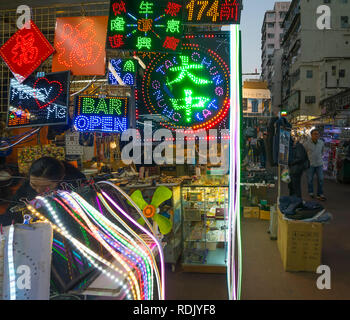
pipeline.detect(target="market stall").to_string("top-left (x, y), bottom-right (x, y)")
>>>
top-left (0, 0), bottom-right (244, 300)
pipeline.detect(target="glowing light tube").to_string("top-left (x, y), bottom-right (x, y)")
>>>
top-left (7, 224), bottom-right (16, 300)
top-left (96, 181), bottom-right (165, 301)
top-left (227, 23), bottom-right (242, 301)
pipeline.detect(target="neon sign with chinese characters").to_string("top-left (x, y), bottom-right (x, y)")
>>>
top-left (0, 20), bottom-right (54, 83)
top-left (108, 58), bottom-right (137, 86)
top-left (107, 0), bottom-right (184, 52)
top-left (74, 96), bottom-right (129, 133)
top-left (140, 34), bottom-right (230, 130)
top-left (183, 0), bottom-right (242, 24)
top-left (52, 16), bottom-right (108, 75)
top-left (7, 71), bottom-right (70, 128)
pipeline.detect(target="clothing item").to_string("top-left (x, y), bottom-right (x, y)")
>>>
top-left (288, 174), bottom-right (302, 198)
top-left (303, 138), bottom-right (325, 167)
top-left (307, 165), bottom-right (324, 196)
top-left (279, 195), bottom-right (303, 215)
top-left (288, 142), bottom-right (309, 175)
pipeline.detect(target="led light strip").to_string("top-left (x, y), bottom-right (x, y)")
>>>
top-left (227, 23), bottom-right (242, 301)
top-left (26, 204), bottom-right (134, 300)
top-left (95, 192), bottom-right (157, 300)
top-left (7, 224), bottom-right (16, 300)
top-left (58, 191), bottom-right (155, 300)
top-left (58, 192), bottom-right (143, 300)
top-left (97, 181), bottom-right (165, 300)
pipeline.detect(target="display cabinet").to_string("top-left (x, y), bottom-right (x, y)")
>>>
top-left (181, 184), bottom-right (229, 273)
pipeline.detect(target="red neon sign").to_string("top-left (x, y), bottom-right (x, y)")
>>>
top-left (0, 20), bottom-right (54, 83)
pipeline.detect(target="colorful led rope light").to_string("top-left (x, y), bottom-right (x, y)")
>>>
top-left (56, 190), bottom-right (159, 300)
top-left (54, 192), bottom-right (147, 300)
top-left (97, 181), bottom-right (165, 300)
top-left (227, 24), bottom-right (242, 301)
top-left (63, 191), bottom-right (154, 300)
top-left (27, 203), bottom-right (134, 300)
top-left (30, 198), bottom-right (136, 299)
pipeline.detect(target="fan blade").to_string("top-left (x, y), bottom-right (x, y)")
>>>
top-left (150, 186), bottom-right (172, 208)
top-left (129, 190), bottom-right (148, 211)
top-left (153, 213), bottom-right (172, 235)
top-left (137, 216), bottom-right (146, 226)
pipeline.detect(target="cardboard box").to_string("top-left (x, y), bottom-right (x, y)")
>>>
top-left (243, 207), bottom-right (260, 218)
top-left (260, 210), bottom-right (270, 220)
top-left (277, 208), bottom-right (323, 272)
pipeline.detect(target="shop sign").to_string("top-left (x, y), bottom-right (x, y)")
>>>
top-left (52, 16), bottom-right (108, 75)
top-left (108, 58), bottom-right (137, 86)
top-left (7, 71), bottom-right (70, 128)
top-left (140, 34), bottom-right (230, 130)
top-left (183, 0), bottom-right (242, 25)
top-left (74, 95), bottom-right (129, 133)
top-left (106, 0), bottom-right (184, 52)
top-left (0, 20), bottom-right (54, 83)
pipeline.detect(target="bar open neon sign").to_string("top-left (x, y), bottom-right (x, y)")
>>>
top-left (74, 95), bottom-right (129, 133)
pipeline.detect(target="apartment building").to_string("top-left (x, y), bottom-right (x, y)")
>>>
top-left (261, 2), bottom-right (291, 112)
top-left (281, 0), bottom-right (350, 123)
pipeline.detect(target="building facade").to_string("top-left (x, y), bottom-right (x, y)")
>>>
top-left (261, 2), bottom-right (291, 113)
top-left (281, 0), bottom-right (350, 123)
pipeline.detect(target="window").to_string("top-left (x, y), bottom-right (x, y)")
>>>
top-left (305, 96), bottom-right (316, 104)
top-left (339, 69), bottom-right (346, 77)
top-left (267, 33), bottom-right (275, 38)
top-left (341, 16), bottom-right (349, 28)
top-left (267, 13), bottom-right (275, 20)
top-left (306, 70), bottom-right (313, 78)
top-left (267, 22), bottom-right (275, 28)
top-left (279, 22), bottom-right (283, 28)
top-left (332, 66), bottom-right (336, 76)
top-left (279, 12), bottom-right (286, 19)
top-left (267, 44), bottom-right (275, 49)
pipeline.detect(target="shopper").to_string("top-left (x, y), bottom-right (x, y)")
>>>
top-left (288, 139), bottom-right (309, 198)
top-left (257, 132), bottom-right (266, 168)
top-left (303, 129), bottom-right (326, 200)
top-left (0, 157), bottom-right (86, 226)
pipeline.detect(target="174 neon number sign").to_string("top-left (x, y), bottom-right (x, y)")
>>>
top-left (184, 0), bottom-right (241, 24)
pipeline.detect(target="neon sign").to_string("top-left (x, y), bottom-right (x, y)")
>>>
top-left (52, 17), bottom-right (108, 75)
top-left (140, 34), bottom-right (230, 130)
top-left (7, 71), bottom-right (70, 128)
top-left (74, 96), bottom-right (129, 133)
top-left (108, 58), bottom-right (137, 86)
top-left (107, 0), bottom-right (184, 52)
top-left (0, 20), bottom-right (54, 83)
top-left (183, 0), bottom-right (242, 24)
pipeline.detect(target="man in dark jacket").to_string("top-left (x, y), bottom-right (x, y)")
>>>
top-left (288, 140), bottom-right (309, 198)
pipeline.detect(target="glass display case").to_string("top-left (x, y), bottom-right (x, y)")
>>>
top-left (181, 184), bottom-right (229, 273)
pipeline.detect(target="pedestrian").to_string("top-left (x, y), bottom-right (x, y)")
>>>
top-left (303, 129), bottom-right (326, 200)
top-left (288, 138), bottom-right (309, 198)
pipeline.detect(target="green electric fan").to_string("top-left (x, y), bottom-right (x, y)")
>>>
top-left (130, 186), bottom-right (173, 235)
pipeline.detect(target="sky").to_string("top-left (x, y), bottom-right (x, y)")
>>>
top-left (239, 0), bottom-right (281, 79)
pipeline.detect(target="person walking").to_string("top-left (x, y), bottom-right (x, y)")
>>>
top-left (303, 129), bottom-right (326, 200)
